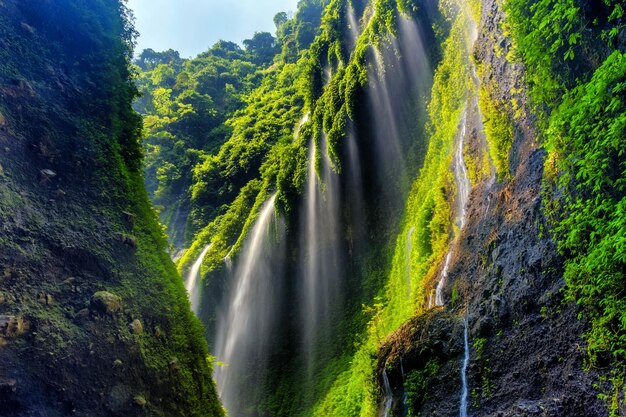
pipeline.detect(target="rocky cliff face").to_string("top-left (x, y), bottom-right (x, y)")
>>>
top-left (377, 0), bottom-right (611, 415)
top-left (0, 1), bottom-right (222, 416)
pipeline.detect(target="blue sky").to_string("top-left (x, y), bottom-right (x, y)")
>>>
top-left (128, 0), bottom-right (299, 58)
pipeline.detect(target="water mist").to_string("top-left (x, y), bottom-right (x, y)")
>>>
top-left (185, 244), bottom-right (211, 314)
top-left (214, 194), bottom-right (285, 415)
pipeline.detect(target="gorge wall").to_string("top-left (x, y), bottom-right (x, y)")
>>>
top-left (0, 1), bottom-right (223, 416)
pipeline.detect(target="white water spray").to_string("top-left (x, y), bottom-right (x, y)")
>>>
top-left (346, 3), bottom-right (362, 50)
top-left (435, 252), bottom-right (453, 307)
top-left (455, 110), bottom-right (471, 230)
top-left (214, 194), bottom-right (283, 415)
top-left (185, 245), bottom-right (211, 314)
top-left (302, 138), bottom-right (342, 379)
top-left (294, 112), bottom-right (310, 140)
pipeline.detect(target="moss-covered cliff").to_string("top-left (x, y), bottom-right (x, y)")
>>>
top-left (0, 1), bottom-right (223, 415)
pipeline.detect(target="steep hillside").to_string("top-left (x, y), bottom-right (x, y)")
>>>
top-left (0, 1), bottom-right (223, 416)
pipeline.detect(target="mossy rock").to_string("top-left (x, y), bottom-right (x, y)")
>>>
top-left (90, 291), bottom-right (122, 315)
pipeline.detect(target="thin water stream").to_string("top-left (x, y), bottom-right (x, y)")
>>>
top-left (381, 364), bottom-right (393, 417)
top-left (434, 107), bottom-right (471, 307)
top-left (460, 316), bottom-right (470, 417)
top-left (185, 244), bottom-right (211, 314)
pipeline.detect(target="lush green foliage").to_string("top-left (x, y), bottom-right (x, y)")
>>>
top-left (544, 51), bottom-right (626, 369)
top-left (134, 38), bottom-right (275, 245)
top-left (404, 359), bottom-right (441, 416)
top-left (478, 84), bottom-right (513, 179)
top-left (505, 0), bottom-right (626, 408)
top-left (505, 0), bottom-right (625, 107)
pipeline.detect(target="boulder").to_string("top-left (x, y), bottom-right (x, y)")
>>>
top-left (90, 291), bottom-right (121, 315)
top-left (133, 395), bottom-right (147, 407)
top-left (130, 319), bottom-right (143, 335)
top-left (0, 315), bottom-right (29, 337)
top-left (39, 169), bottom-right (56, 182)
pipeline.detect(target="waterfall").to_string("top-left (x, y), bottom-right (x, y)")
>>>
top-left (435, 252), bottom-right (452, 306)
top-left (214, 194), bottom-right (284, 415)
top-left (346, 129), bottom-right (366, 256)
top-left (370, 47), bottom-right (405, 179)
top-left (294, 112), bottom-right (310, 140)
top-left (381, 364), bottom-right (393, 417)
top-left (460, 317), bottom-right (470, 417)
top-left (434, 106), bottom-right (471, 307)
top-left (346, 3), bottom-right (362, 50)
top-left (405, 227), bottom-right (415, 298)
top-left (301, 138), bottom-right (343, 380)
top-left (366, 15), bottom-right (432, 222)
top-left (184, 244), bottom-right (211, 314)
top-left (455, 110), bottom-right (471, 229)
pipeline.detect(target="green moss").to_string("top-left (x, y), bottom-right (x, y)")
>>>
top-left (404, 358), bottom-right (441, 415)
top-left (478, 84), bottom-right (513, 180)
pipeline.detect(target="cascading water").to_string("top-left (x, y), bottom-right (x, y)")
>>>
top-left (455, 110), bottom-right (471, 229)
top-left (185, 244), bottom-right (211, 314)
top-left (434, 107), bottom-right (471, 307)
top-left (460, 316), bottom-right (470, 417)
top-left (214, 194), bottom-right (284, 415)
top-left (301, 139), bottom-right (343, 380)
top-left (346, 129), bottom-right (367, 255)
top-left (346, 2), bottom-right (362, 50)
top-left (381, 364), bottom-right (393, 417)
top-left (435, 252), bottom-right (453, 307)
top-left (366, 15), bottom-right (432, 220)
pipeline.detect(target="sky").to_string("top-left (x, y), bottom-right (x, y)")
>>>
top-left (128, 0), bottom-right (299, 58)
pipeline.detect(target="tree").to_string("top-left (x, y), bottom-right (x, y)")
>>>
top-left (136, 48), bottom-right (181, 71)
top-left (274, 12), bottom-right (288, 31)
top-left (243, 32), bottom-right (278, 65)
